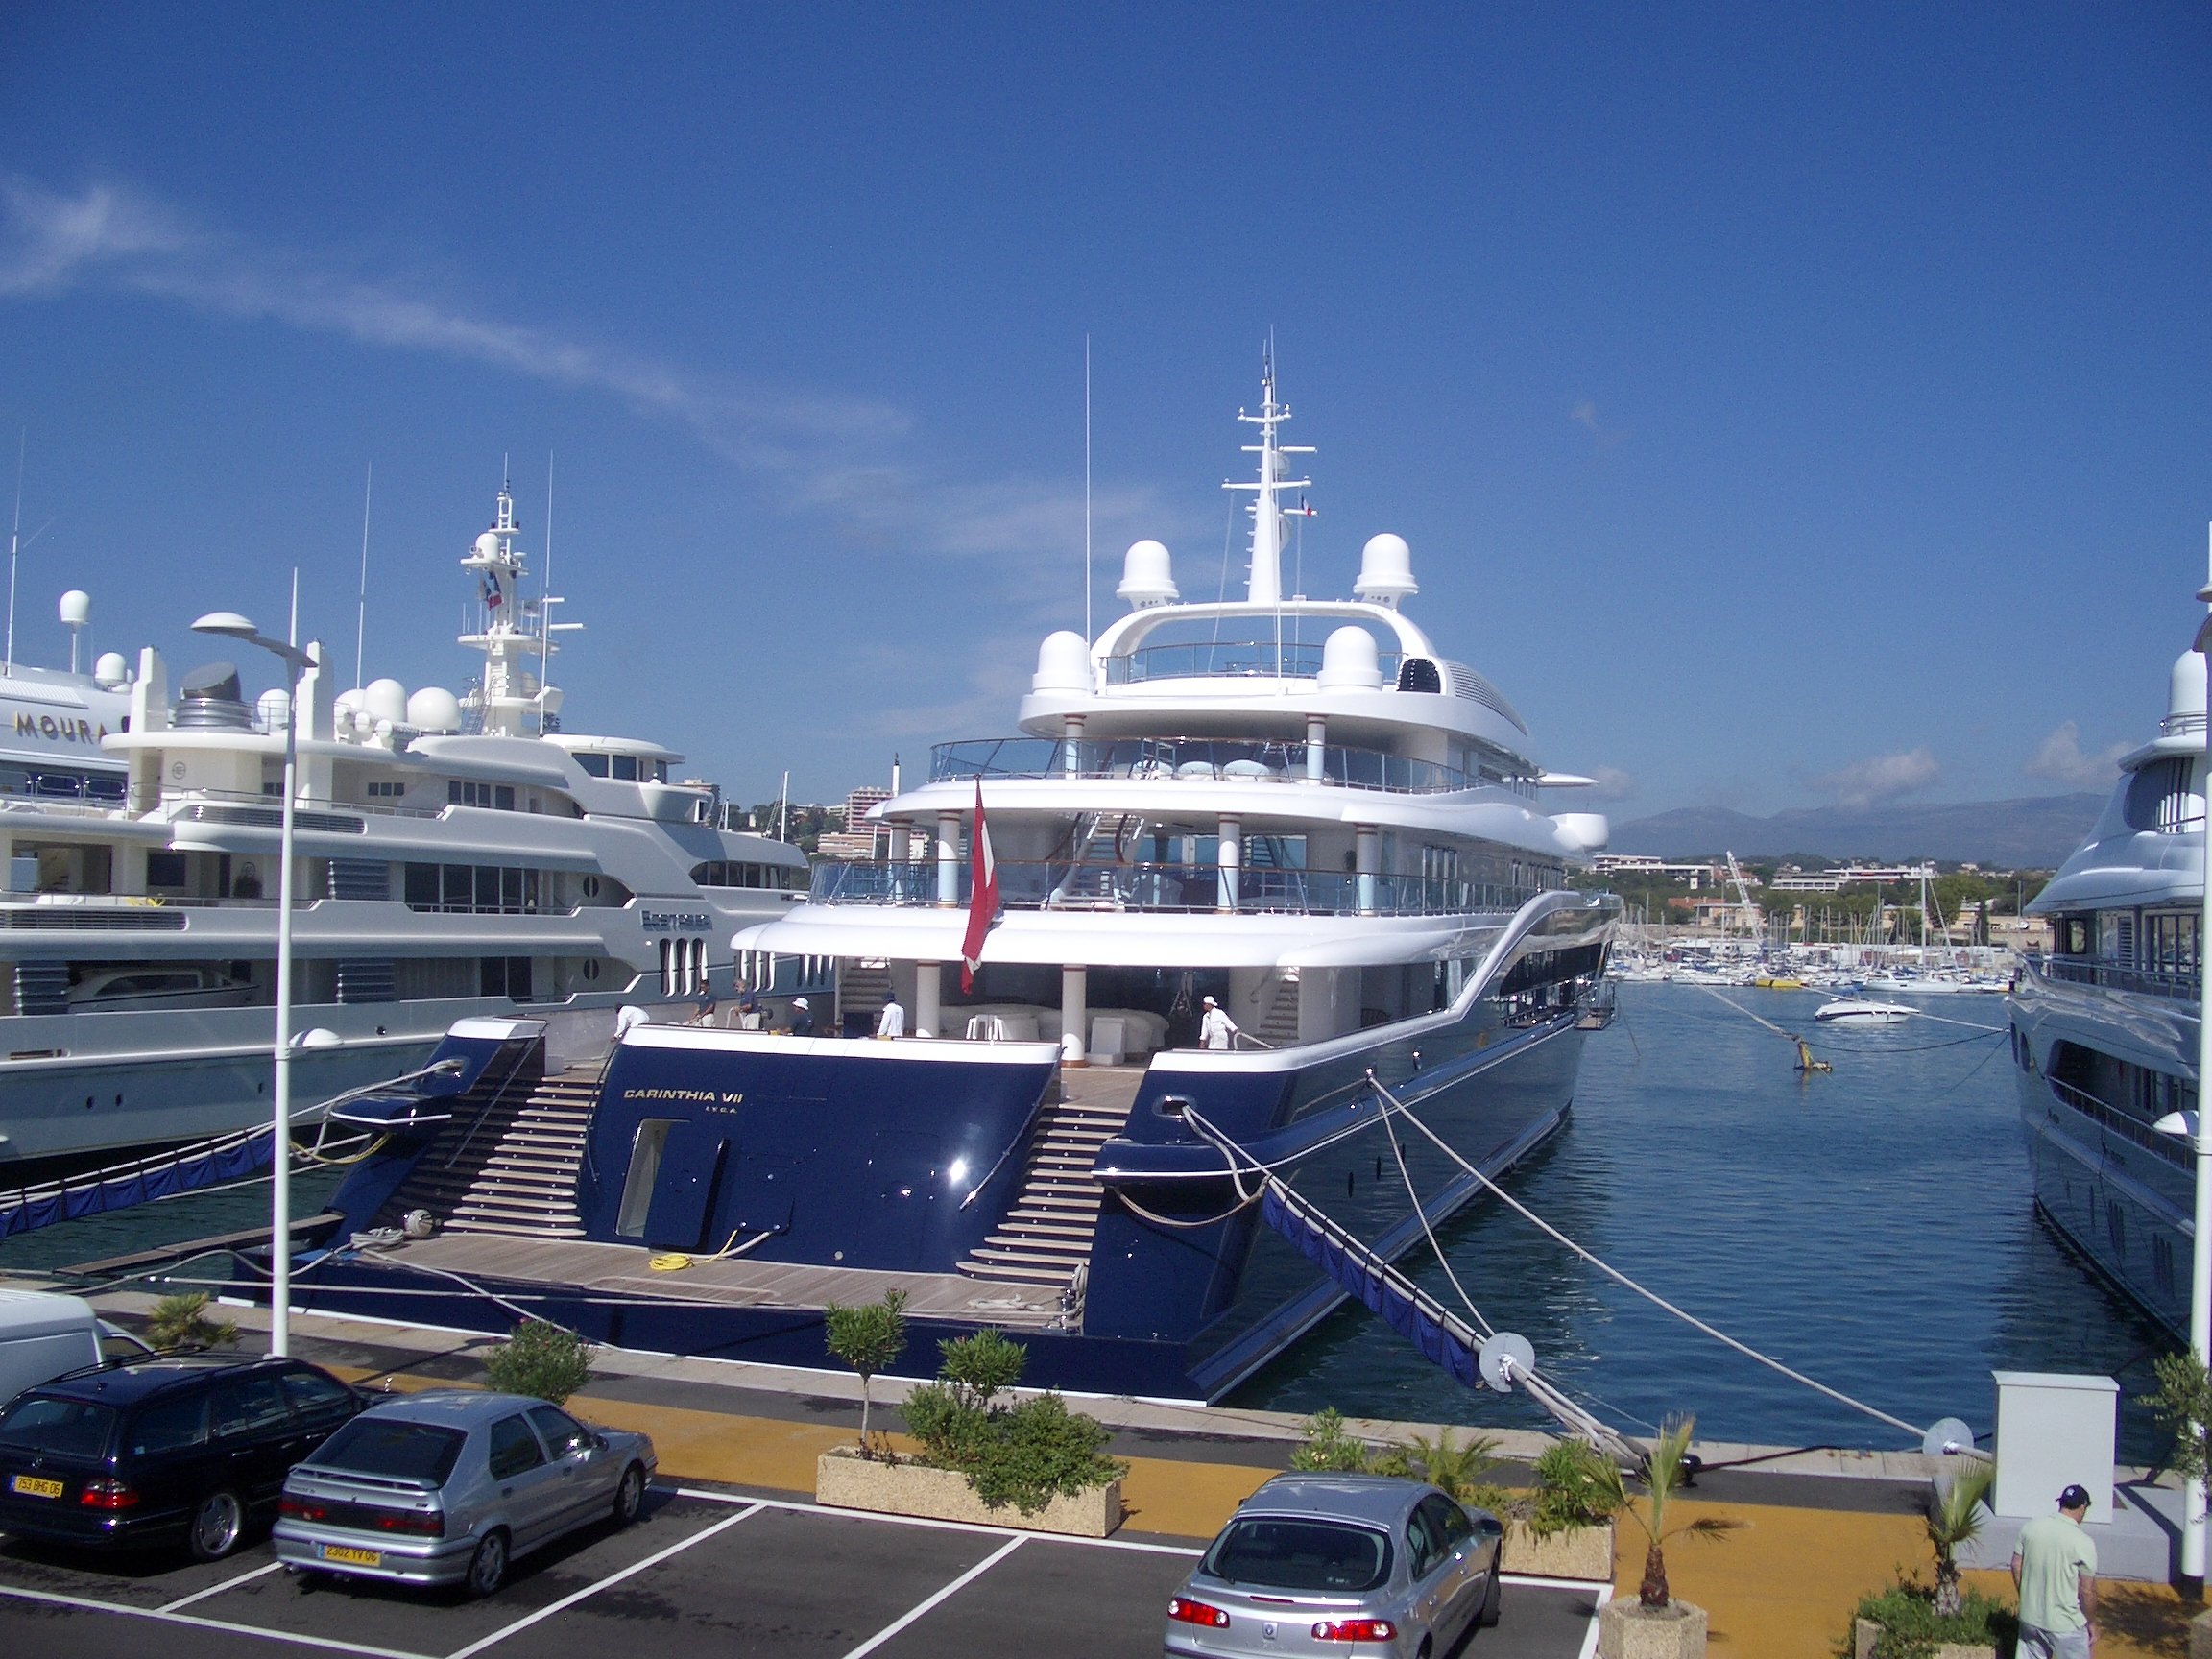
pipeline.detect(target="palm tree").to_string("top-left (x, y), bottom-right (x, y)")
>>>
top-left (1598, 1416), bottom-right (1741, 1610)
top-left (1407, 1428), bottom-right (1503, 1503)
top-left (1927, 1460), bottom-right (1994, 1618)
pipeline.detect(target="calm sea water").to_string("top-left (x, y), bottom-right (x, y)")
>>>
top-left (1236, 982), bottom-right (2177, 1466)
top-left (0, 985), bottom-right (2174, 1462)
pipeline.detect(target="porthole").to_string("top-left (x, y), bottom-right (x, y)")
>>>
top-left (582, 876), bottom-right (601, 900)
top-left (582, 960), bottom-right (601, 982)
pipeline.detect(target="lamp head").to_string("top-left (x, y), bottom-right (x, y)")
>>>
top-left (192, 611), bottom-right (260, 640)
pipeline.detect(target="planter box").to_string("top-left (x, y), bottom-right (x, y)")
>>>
top-left (1599, 1598), bottom-right (1708, 1659)
top-left (815, 1447), bottom-right (1122, 1538)
top-left (1502, 1519), bottom-right (1616, 1581)
top-left (1851, 1617), bottom-right (1997, 1659)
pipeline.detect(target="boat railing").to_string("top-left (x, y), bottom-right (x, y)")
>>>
top-left (2033, 952), bottom-right (2200, 1002)
top-left (163, 785), bottom-right (445, 823)
top-left (928, 736), bottom-right (1537, 799)
top-left (810, 857), bottom-right (1544, 918)
top-left (2044, 1074), bottom-right (2190, 1169)
top-left (1098, 644), bottom-right (1529, 733)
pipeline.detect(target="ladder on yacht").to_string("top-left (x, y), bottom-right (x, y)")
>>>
top-left (956, 1088), bottom-right (1136, 1286)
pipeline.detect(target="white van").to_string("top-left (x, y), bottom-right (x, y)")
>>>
top-left (0, 1290), bottom-right (108, 1407)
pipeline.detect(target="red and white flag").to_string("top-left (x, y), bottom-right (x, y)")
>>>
top-left (960, 780), bottom-right (999, 992)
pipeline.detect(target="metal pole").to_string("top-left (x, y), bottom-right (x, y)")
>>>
top-left (2189, 547), bottom-right (2212, 1596)
top-left (270, 654), bottom-right (301, 1358)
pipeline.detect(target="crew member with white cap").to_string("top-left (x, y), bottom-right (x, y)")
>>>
top-left (787, 996), bottom-right (815, 1038)
top-left (1199, 995), bottom-right (1239, 1050)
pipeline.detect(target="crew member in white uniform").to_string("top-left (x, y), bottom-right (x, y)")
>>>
top-left (1199, 996), bottom-right (1239, 1050)
top-left (877, 997), bottom-right (906, 1038)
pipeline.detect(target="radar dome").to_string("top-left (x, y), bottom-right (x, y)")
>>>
top-left (1117, 540), bottom-right (1179, 608)
top-left (1033, 630), bottom-right (1091, 693)
top-left (473, 531), bottom-right (500, 560)
top-left (1354, 534), bottom-right (1416, 608)
top-left (2173, 650), bottom-right (2207, 722)
top-left (58, 590), bottom-right (90, 628)
top-left (1316, 625), bottom-right (1383, 690)
top-left (256, 688), bottom-right (293, 732)
top-left (408, 686), bottom-right (464, 733)
top-left (363, 678), bottom-right (409, 727)
top-left (92, 652), bottom-right (128, 688)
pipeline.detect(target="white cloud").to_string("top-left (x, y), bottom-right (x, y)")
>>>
top-left (1807, 747), bottom-right (1940, 809)
top-left (0, 175), bottom-right (1171, 565)
top-left (2024, 721), bottom-right (2128, 789)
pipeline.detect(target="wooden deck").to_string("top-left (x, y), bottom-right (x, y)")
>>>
top-left (369, 1232), bottom-right (1067, 1327)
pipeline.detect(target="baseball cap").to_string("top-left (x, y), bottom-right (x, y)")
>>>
top-left (1202, 996), bottom-right (1217, 1006)
top-left (2057, 1484), bottom-right (2092, 1509)
top-left (793, 997), bottom-right (809, 1009)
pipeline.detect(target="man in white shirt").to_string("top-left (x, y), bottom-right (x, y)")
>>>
top-left (1199, 996), bottom-right (1239, 1050)
top-left (877, 997), bottom-right (906, 1038)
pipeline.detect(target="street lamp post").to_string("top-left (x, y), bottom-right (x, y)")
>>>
top-left (2190, 559), bottom-right (2212, 1599)
top-left (193, 612), bottom-right (312, 1358)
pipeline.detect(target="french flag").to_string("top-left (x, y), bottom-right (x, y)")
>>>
top-left (960, 779), bottom-right (998, 993)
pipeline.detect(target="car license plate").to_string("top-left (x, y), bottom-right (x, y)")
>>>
top-left (318, 1544), bottom-right (381, 1567)
top-left (8, 1475), bottom-right (61, 1500)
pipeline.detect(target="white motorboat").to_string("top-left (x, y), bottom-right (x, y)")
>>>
top-left (1813, 998), bottom-right (1916, 1026)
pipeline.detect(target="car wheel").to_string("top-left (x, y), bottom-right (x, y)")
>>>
top-left (612, 1463), bottom-right (645, 1527)
top-left (465, 1528), bottom-right (510, 1599)
top-left (186, 1489), bottom-right (246, 1562)
top-left (1478, 1563), bottom-right (1503, 1628)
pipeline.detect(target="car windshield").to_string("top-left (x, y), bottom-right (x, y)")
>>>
top-left (308, 1416), bottom-right (467, 1485)
top-left (0, 1396), bottom-right (117, 1460)
top-left (1204, 1517), bottom-right (1393, 1594)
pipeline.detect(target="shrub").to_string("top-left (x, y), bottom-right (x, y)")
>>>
top-left (1406, 1428), bottom-right (1504, 1507)
top-left (482, 1318), bottom-right (594, 1406)
top-left (1289, 1408), bottom-right (1375, 1474)
top-left (936, 1327), bottom-right (1025, 1411)
top-left (146, 1292), bottom-right (238, 1352)
top-left (1850, 1579), bottom-right (2017, 1659)
top-left (902, 1331), bottom-right (1125, 1516)
top-left (824, 1290), bottom-right (908, 1456)
top-left (1529, 1437), bottom-right (1621, 1537)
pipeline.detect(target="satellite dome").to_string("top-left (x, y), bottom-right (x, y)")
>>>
top-left (1033, 630), bottom-right (1091, 693)
top-left (92, 652), bottom-right (128, 688)
top-left (58, 590), bottom-right (90, 628)
top-left (256, 688), bottom-right (293, 732)
top-left (1354, 534), bottom-right (1417, 608)
top-left (408, 686), bottom-right (464, 733)
top-left (473, 531), bottom-right (501, 560)
top-left (1117, 540), bottom-right (1179, 608)
top-left (2172, 650), bottom-right (2207, 723)
top-left (1316, 625), bottom-right (1383, 690)
top-left (363, 678), bottom-right (409, 727)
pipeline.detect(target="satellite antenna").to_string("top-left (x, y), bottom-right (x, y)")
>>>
top-left (58, 589), bottom-right (88, 674)
top-left (1922, 1417), bottom-right (1978, 1458)
top-left (1478, 1331), bottom-right (1536, 1394)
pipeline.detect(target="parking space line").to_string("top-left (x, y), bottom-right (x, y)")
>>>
top-left (672, 1485), bottom-right (1206, 1557)
top-left (1575, 1586), bottom-right (1613, 1659)
top-left (442, 1501), bottom-right (765, 1659)
top-left (0, 1580), bottom-right (434, 1659)
top-left (159, 1558), bottom-right (286, 1611)
top-left (1501, 1573), bottom-right (1614, 1590)
top-left (837, 1534), bottom-right (1025, 1659)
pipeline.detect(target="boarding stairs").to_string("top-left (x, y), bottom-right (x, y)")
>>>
top-left (378, 1067), bottom-right (598, 1240)
top-left (1251, 970), bottom-right (1301, 1048)
top-left (956, 1086), bottom-right (1137, 1287)
top-left (838, 959), bottom-right (892, 1030)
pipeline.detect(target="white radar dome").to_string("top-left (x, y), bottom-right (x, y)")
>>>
top-left (92, 652), bottom-right (128, 688)
top-left (408, 686), bottom-right (464, 733)
top-left (363, 678), bottom-right (409, 727)
top-left (1354, 534), bottom-right (1417, 608)
top-left (473, 531), bottom-right (501, 560)
top-left (256, 688), bottom-right (293, 732)
top-left (1316, 625), bottom-right (1383, 690)
top-left (58, 590), bottom-right (90, 628)
top-left (2172, 650), bottom-right (2206, 722)
top-left (1117, 540), bottom-right (1179, 608)
top-left (1032, 631), bottom-right (1092, 693)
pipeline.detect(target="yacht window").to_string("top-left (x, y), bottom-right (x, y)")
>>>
top-left (147, 852), bottom-right (187, 889)
top-left (613, 756), bottom-right (639, 781)
top-left (617, 1119), bottom-right (679, 1236)
top-left (364, 781), bottom-right (406, 799)
top-left (578, 755), bottom-right (611, 778)
top-left (494, 784), bottom-right (515, 811)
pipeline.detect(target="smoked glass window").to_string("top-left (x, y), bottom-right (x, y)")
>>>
top-left (617, 1120), bottom-right (678, 1236)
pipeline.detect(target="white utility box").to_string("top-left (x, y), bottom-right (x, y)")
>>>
top-left (1990, 1371), bottom-right (2117, 1519)
top-left (1089, 1018), bottom-right (1127, 1067)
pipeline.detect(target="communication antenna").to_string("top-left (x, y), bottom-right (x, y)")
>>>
top-left (6, 429), bottom-right (22, 673)
top-left (541, 452), bottom-right (555, 687)
top-left (775, 770), bottom-right (790, 842)
top-left (353, 461), bottom-right (373, 688)
top-left (1083, 335), bottom-right (1092, 644)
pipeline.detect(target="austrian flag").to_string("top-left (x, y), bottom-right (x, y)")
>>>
top-left (959, 780), bottom-right (999, 992)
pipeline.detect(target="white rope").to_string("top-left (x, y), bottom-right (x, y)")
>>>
top-left (1375, 1094), bottom-right (1493, 1339)
top-left (1369, 1076), bottom-right (1927, 1440)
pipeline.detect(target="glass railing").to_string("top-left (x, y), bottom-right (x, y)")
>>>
top-left (2035, 954), bottom-right (2200, 1001)
top-left (928, 736), bottom-right (1536, 798)
top-left (810, 858), bottom-right (1543, 917)
top-left (1104, 640), bottom-right (1405, 685)
top-left (2045, 1075), bottom-right (2191, 1168)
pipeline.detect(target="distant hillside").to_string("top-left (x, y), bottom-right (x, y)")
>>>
top-left (1606, 793), bottom-right (2104, 869)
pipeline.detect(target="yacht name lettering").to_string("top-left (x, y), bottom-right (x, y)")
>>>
top-left (622, 1087), bottom-right (745, 1104)
top-left (640, 910), bottom-right (711, 932)
top-left (13, 714), bottom-right (105, 745)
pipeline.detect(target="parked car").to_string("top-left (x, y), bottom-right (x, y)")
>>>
top-left (1165, 1475), bottom-right (1503, 1658)
top-left (0, 1353), bottom-right (367, 1560)
top-left (275, 1390), bottom-right (655, 1598)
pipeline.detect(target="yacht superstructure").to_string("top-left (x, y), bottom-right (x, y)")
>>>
top-left (2012, 632), bottom-right (2204, 1332)
top-left (0, 485), bottom-right (805, 1177)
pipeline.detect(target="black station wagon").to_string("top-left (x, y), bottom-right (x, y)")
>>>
top-left (0, 1354), bottom-right (365, 1560)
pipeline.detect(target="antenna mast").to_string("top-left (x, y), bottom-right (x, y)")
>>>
top-left (1222, 341), bottom-right (1312, 608)
top-left (354, 461), bottom-right (373, 688)
top-left (6, 429), bottom-right (23, 673)
top-left (1083, 335), bottom-right (1092, 644)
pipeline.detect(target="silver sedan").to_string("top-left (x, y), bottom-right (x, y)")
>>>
top-left (1166, 1475), bottom-right (1503, 1657)
top-left (275, 1389), bottom-right (657, 1598)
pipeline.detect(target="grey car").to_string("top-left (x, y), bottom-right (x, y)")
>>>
top-left (1166, 1475), bottom-right (1503, 1658)
top-left (274, 1390), bottom-right (656, 1598)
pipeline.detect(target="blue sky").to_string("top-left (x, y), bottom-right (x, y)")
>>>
top-left (0, 4), bottom-right (2205, 820)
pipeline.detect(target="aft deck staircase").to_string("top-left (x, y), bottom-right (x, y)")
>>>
top-left (955, 1080), bottom-right (1137, 1289)
top-left (838, 959), bottom-right (891, 1031)
top-left (1252, 969), bottom-right (1301, 1048)
top-left (379, 1068), bottom-right (600, 1241)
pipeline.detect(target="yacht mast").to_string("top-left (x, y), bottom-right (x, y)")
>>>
top-left (1224, 347), bottom-right (1312, 608)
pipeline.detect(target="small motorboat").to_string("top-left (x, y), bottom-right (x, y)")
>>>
top-left (1814, 998), bottom-right (1916, 1027)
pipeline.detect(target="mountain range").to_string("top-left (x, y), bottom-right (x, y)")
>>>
top-left (1603, 793), bottom-right (2106, 869)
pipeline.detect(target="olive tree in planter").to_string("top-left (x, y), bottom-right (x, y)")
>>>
top-left (1594, 1417), bottom-right (1738, 1659)
top-left (482, 1319), bottom-right (594, 1407)
top-left (823, 1289), bottom-right (908, 1457)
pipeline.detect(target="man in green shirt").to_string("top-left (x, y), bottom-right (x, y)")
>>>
top-left (2010, 1483), bottom-right (2098, 1657)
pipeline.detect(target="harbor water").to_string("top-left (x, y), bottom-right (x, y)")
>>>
top-left (0, 983), bottom-right (2173, 1464)
top-left (1237, 981), bottom-right (2176, 1466)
